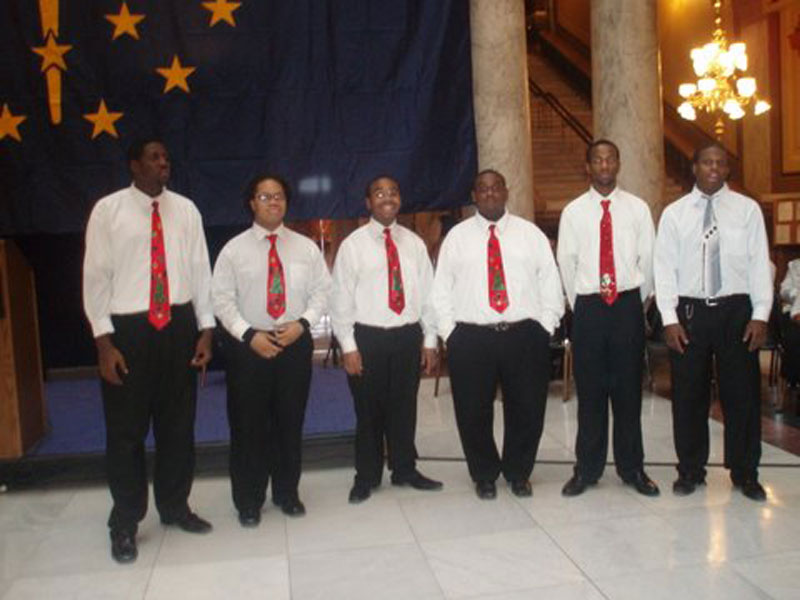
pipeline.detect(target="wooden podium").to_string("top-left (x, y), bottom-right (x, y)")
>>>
top-left (0, 239), bottom-right (46, 459)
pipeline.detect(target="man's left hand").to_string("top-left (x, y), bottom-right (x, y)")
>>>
top-left (190, 329), bottom-right (213, 367)
top-left (421, 347), bottom-right (438, 375)
top-left (742, 319), bottom-right (767, 352)
top-left (272, 321), bottom-right (304, 347)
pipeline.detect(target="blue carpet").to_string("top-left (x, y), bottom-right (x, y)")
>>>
top-left (31, 367), bottom-right (356, 456)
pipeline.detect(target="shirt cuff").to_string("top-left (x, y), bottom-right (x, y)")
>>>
top-left (339, 335), bottom-right (358, 354)
top-left (301, 310), bottom-right (320, 329)
top-left (751, 304), bottom-right (770, 322)
top-left (439, 322), bottom-right (455, 343)
top-left (229, 317), bottom-right (251, 341)
top-left (196, 313), bottom-right (216, 330)
top-left (91, 317), bottom-right (115, 338)
top-left (661, 308), bottom-right (679, 327)
top-left (423, 333), bottom-right (437, 349)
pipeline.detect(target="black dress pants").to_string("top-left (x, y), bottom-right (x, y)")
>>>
top-left (670, 296), bottom-right (762, 482)
top-left (225, 329), bottom-right (313, 513)
top-left (779, 311), bottom-right (800, 385)
top-left (102, 303), bottom-right (199, 533)
top-left (571, 290), bottom-right (645, 482)
top-left (447, 319), bottom-right (551, 483)
top-left (347, 323), bottom-right (422, 486)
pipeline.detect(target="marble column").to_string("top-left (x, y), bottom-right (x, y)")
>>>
top-left (470, 0), bottom-right (535, 220)
top-left (591, 0), bottom-right (665, 218)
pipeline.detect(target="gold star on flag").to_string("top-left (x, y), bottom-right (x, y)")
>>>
top-left (105, 2), bottom-right (146, 40)
top-left (202, 0), bottom-right (242, 28)
top-left (0, 104), bottom-right (27, 142)
top-left (31, 31), bottom-right (72, 72)
top-left (156, 55), bottom-right (196, 93)
top-left (83, 99), bottom-right (123, 139)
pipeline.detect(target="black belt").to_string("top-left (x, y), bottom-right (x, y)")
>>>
top-left (679, 294), bottom-right (749, 308)
top-left (457, 319), bottom-right (529, 332)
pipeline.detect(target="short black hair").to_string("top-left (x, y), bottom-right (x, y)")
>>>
top-left (364, 174), bottom-right (399, 198)
top-left (692, 142), bottom-right (727, 164)
top-left (127, 137), bottom-right (165, 164)
top-left (473, 169), bottom-right (506, 190)
top-left (243, 173), bottom-right (292, 215)
top-left (585, 139), bottom-right (620, 163)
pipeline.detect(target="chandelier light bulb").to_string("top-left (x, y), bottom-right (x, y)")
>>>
top-left (723, 99), bottom-right (741, 114)
top-left (698, 78), bottom-right (717, 93)
top-left (678, 102), bottom-right (697, 120)
top-left (754, 100), bottom-right (771, 115)
top-left (679, 83), bottom-right (698, 98)
top-left (729, 43), bottom-right (748, 70)
top-left (736, 77), bottom-right (756, 97)
top-left (718, 51), bottom-right (734, 76)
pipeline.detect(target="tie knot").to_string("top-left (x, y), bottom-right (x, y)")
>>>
top-left (489, 224), bottom-right (496, 235)
top-left (151, 200), bottom-right (159, 211)
top-left (601, 199), bottom-right (610, 211)
top-left (383, 227), bottom-right (391, 238)
top-left (268, 234), bottom-right (277, 246)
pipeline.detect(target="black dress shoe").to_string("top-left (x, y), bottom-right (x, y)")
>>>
top-left (510, 479), bottom-right (532, 497)
top-left (475, 480), bottom-right (497, 500)
top-left (673, 474), bottom-right (706, 496)
top-left (348, 483), bottom-right (372, 504)
top-left (238, 509), bottom-right (261, 528)
top-left (562, 474), bottom-right (592, 497)
top-left (391, 471), bottom-right (443, 491)
top-left (161, 511), bottom-right (213, 534)
top-left (280, 497), bottom-right (307, 516)
top-left (623, 471), bottom-right (660, 497)
top-left (110, 530), bottom-right (138, 564)
top-left (741, 479), bottom-right (767, 502)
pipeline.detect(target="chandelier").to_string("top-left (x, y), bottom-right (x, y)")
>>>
top-left (676, 0), bottom-right (770, 138)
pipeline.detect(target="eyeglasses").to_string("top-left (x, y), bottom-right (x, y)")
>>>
top-left (253, 191), bottom-right (286, 203)
top-left (371, 188), bottom-right (400, 200)
top-left (475, 183), bottom-right (506, 194)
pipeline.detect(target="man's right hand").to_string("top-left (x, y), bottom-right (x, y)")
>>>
top-left (250, 331), bottom-right (283, 360)
top-left (664, 323), bottom-right (690, 354)
top-left (96, 335), bottom-right (128, 385)
top-left (342, 351), bottom-right (363, 376)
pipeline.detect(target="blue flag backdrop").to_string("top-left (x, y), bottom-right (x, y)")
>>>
top-left (0, 0), bottom-right (477, 234)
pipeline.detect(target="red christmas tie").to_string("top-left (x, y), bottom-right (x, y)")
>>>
top-left (266, 234), bottom-right (286, 318)
top-left (148, 201), bottom-right (171, 330)
top-left (487, 224), bottom-right (509, 313)
top-left (384, 228), bottom-right (405, 314)
top-left (599, 199), bottom-right (618, 305)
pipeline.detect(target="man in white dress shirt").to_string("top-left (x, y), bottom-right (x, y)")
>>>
top-left (558, 139), bottom-right (659, 498)
top-left (779, 259), bottom-right (800, 389)
top-left (654, 142), bottom-right (771, 501)
top-left (331, 175), bottom-right (442, 503)
top-left (83, 139), bottom-right (214, 564)
top-left (212, 174), bottom-right (330, 526)
top-left (432, 169), bottom-right (564, 500)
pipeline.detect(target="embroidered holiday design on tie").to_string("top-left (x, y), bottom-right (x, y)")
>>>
top-left (487, 224), bottom-right (509, 313)
top-left (599, 199), bottom-right (618, 305)
top-left (384, 228), bottom-right (405, 314)
top-left (702, 194), bottom-right (722, 298)
top-left (267, 234), bottom-right (286, 318)
top-left (148, 201), bottom-right (171, 329)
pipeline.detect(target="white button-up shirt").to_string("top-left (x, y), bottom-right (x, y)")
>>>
top-left (432, 210), bottom-right (565, 341)
top-left (331, 218), bottom-right (437, 353)
top-left (212, 223), bottom-right (331, 340)
top-left (654, 183), bottom-right (773, 325)
top-left (557, 186), bottom-right (655, 308)
top-left (82, 184), bottom-right (215, 337)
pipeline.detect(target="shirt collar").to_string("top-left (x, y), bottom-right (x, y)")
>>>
top-left (588, 186), bottom-right (618, 204)
top-left (692, 183), bottom-right (728, 206)
top-left (369, 217), bottom-right (397, 239)
top-left (473, 209), bottom-right (509, 234)
top-left (251, 221), bottom-right (285, 241)
top-left (130, 183), bottom-right (167, 207)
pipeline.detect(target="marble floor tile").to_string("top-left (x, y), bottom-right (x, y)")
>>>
top-left (285, 495), bottom-right (415, 555)
top-left (290, 543), bottom-right (443, 600)
top-left (468, 581), bottom-right (606, 600)
top-left (731, 550), bottom-right (800, 600)
top-left (2, 569), bottom-right (152, 600)
top-left (421, 528), bottom-right (585, 598)
top-left (0, 488), bottom-right (76, 533)
top-left (146, 556), bottom-right (289, 600)
top-left (399, 488), bottom-right (537, 542)
top-left (593, 564), bottom-right (766, 600)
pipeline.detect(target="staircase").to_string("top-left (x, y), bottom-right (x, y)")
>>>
top-left (528, 50), bottom-right (685, 217)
